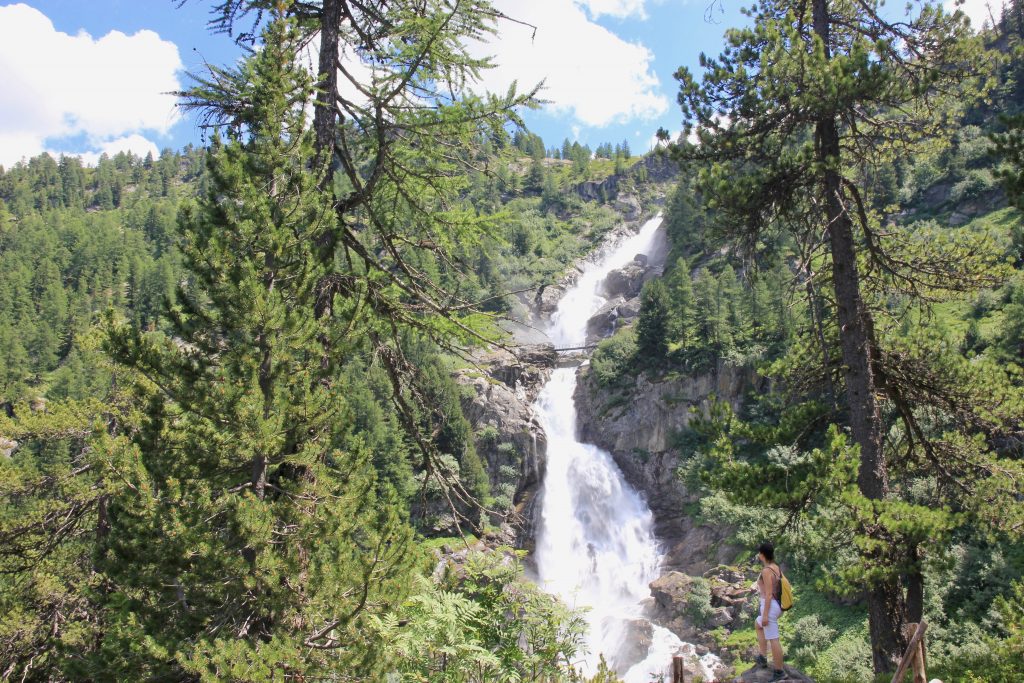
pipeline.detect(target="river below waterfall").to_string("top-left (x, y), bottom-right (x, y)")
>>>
top-left (531, 215), bottom-right (719, 682)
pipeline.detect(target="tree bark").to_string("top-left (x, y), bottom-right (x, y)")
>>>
top-left (906, 542), bottom-right (925, 623)
top-left (314, 0), bottom-right (344, 180)
top-left (812, 0), bottom-right (906, 672)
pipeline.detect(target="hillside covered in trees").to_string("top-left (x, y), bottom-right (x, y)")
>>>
top-left (584, 0), bottom-right (1024, 679)
top-left (1, 0), bottom-right (1024, 681)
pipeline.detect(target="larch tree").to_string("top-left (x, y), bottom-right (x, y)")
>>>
top-left (671, 0), bottom-right (1022, 672)
top-left (181, 0), bottom-right (539, 530)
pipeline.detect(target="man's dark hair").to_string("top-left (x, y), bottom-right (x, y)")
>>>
top-left (758, 541), bottom-right (775, 562)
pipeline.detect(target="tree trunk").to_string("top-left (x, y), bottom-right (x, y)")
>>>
top-left (812, 0), bottom-right (906, 672)
top-left (314, 0), bottom-right (343, 179)
top-left (906, 542), bottom-right (925, 623)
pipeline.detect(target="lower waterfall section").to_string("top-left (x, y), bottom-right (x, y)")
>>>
top-left (530, 215), bottom-right (719, 681)
top-left (534, 367), bottom-right (660, 671)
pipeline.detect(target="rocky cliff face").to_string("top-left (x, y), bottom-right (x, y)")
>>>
top-left (454, 344), bottom-right (557, 550)
top-left (574, 153), bottom-right (679, 204)
top-left (573, 360), bottom-right (763, 574)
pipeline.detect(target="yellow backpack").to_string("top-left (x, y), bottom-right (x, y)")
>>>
top-left (779, 572), bottom-right (794, 611)
top-left (771, 567), bottom-right (794, 611)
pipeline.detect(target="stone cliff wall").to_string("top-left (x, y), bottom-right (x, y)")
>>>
top-left (454, 344), bottom-right (557, 551)
top-left (573, 360), bottom-right (765, 574)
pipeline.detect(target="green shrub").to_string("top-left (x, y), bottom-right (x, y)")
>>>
top-left (589, 327), bottom-right (637, 386)
top-left (686, 577), bottom-right (717, 623)
top-left (805, 623), bottom-right (873, 683)
top-left (788, 615), bottom-right (836, 669)
top-left (950, 168), bottom-right (996, 204)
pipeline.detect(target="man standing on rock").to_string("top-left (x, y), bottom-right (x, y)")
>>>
top-left (754, 541), bottom-right (786, 681)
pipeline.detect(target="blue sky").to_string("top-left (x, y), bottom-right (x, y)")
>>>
top-left (0, 0), bottom-right (997, 166)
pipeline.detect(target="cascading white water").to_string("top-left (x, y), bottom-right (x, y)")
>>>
top-left (532, 215), bottom-right (719, 682)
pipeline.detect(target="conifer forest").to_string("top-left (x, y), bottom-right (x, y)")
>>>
top-left (1, 0), bottom-right (1024, 681)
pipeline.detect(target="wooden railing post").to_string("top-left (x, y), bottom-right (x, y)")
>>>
top-left (891, 621), bottom-right (928, 683)
top-left (671, 655), bottom-right (686, 683)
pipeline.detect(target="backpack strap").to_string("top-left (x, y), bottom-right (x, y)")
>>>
top-left (767, 566), bottom-right (782, 603)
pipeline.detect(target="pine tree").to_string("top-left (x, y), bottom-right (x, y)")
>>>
top-left (636, 279), bottom-right (671, 363)
top-left (993, 115), bottom-right (1024, 210)
top-left (99, 18), bottom-right (418, 679)
top-left (675, 0), bottom-right (1020, 670)
top-left (187, 1), bottom-right (539, 530)
top-left (666, 257), bottom-right (696, 349)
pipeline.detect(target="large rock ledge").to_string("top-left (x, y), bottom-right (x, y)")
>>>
top-left (573, 360), bottom-right (764, 574)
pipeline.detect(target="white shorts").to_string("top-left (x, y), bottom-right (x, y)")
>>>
top-left (756, 598), bottom-right (782, 640)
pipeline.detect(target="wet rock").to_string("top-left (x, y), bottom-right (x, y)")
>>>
top-left (601, 258), bottom-right (649, 299)
top-left (585, 297), bottom-right (626, 343)
top-left (616, 619), bottom-right (655, 670)
top-left (618, 296), bottom-right (642, 320)
top-left (535, 284), bottom-right (564, 314)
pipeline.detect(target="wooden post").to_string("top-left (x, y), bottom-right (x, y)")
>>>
top-left (891, 621), bottom-right (927, 683)
top-left (671, 655), bottom-right (686, 683)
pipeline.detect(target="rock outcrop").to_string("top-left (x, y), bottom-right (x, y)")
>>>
top-left (601, 256), bottom-right (649, 299)
top-left (647, 566), bottom-right (758, 645)
top-left (573, 153), bottom-right (679, 204)
top-left (613, 192), bottom-right (643, 221)
top-left (574, 360), bottom-right (762, 573)
top-left (585, 297), bottom-right (626, 343)
top-left (0, 437), bottom-right (18, 459)
top-left (454, 344), bottom-right (557, 550)
top-left (535, 283), bottom-right (565, 314)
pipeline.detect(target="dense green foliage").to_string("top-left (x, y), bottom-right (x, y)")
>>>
top-left (601, 0), bottom-right (1024, 676)
top-left (5, 0), bottom-right (1024, 679)
top-left (0, 148), bottom-right (197, 399)
top-left (0, 1), bottom-right (671, 678)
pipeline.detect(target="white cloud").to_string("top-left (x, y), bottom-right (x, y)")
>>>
top-left (0, 3), bottom-right (182, 166)
top-left (74, 134), bottom-right (161, 166)
top-left (579, 0), bottom-right (648, 19)
top-left (945, 0), bottom-right (1002, 30)
top-left (468, 0), bottom-right (669, 128)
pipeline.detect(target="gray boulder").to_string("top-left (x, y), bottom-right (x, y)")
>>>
top-left (535, 284), bottom-right (564, 314)
top-left (585, 297), bottom-right (626, 343)
top-left (0, 437), bottom-right (18, 459)
top-left (602, 259), bottom-right (648, 299)
top-left (617, 296), bottom-right (642, 320)
top-left (650, 571), bottom-right (697, 612)
top-left (614, 193), bottom-right (642, 221)
top-left (616, 619), bottom-right (654, 670)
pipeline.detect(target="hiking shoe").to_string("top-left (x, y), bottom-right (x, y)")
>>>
top-left (754, 654), bottom-right (768, 668)
top-left (769, 669), bottom-right (786, 682)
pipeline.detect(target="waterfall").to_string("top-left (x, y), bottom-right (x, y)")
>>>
top-left (532, 215), bottom-right (718, 682)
